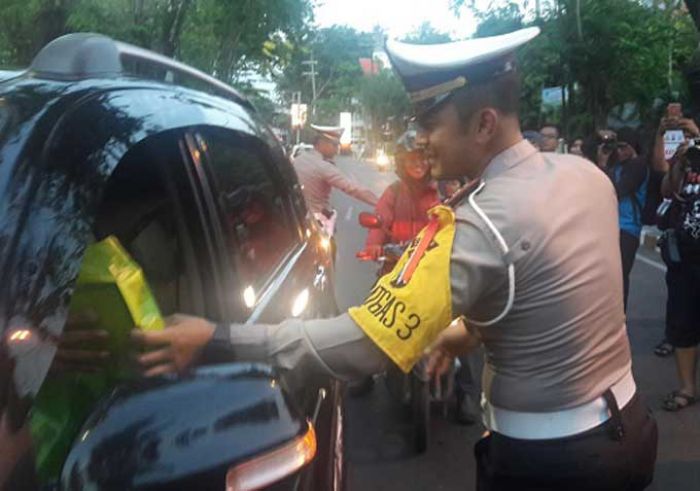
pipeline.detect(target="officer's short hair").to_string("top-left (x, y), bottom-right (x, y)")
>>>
top-left (451, 70), bottom-right (521, 126)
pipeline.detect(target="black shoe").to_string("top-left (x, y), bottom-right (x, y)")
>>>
top-left (654, 340), bottom-right (674, 358)
top-left (349, 376), bottom-right (375, 397)
top-left (455, 391), bottom-right (477, 426)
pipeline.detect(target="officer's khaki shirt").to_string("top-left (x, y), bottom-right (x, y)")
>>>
top-left (293, 149), bottom-right (378, 213)
top-left (220, 139), bottom-right (631, 413)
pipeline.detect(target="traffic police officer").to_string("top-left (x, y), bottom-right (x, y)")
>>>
top-left (135, 27), bottom-right (658, 490)
top-left (293, 124), bottom-right (378, 215)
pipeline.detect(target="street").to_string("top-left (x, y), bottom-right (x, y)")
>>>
top-left (329, 156), bottom-right (700, 491)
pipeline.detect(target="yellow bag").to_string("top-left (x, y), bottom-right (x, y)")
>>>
top-left (349, 205), bottom-right (456, 373)
top-left (31, 236), bottom-right (164, 482)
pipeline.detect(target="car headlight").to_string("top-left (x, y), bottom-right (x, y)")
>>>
top-left (226, 422), bottom-right (317, 491)
top-left (291, 289), bottom-right (310, 317)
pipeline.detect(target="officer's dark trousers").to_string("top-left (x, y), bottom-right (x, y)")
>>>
top-left (474, 394), bottom-right (658, 491)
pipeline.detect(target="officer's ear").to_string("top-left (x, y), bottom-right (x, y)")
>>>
top-left (474, 107), bottom-right (499, 143)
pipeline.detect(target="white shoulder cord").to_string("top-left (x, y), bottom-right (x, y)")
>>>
top-left (466, 181), bottom-right (516, 327)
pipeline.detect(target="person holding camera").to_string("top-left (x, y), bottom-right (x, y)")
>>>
top-left (596, 128), bottom-right (649, 311)
top-left (658, 128), bottom-right (700, 411)
top-left (649, 114), bottom-right (700, 358)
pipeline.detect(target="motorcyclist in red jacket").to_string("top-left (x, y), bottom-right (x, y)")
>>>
top-left (363, 130), bottom-right (438, 266)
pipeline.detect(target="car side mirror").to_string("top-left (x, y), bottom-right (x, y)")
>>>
top-left (358, 212), bottom-right (382, 229)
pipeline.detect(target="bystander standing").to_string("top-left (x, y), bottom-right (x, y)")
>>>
top-left (596, 128), bottom-right (648, 311)
top-left (658, 136), bottom-right (700, 411)
top-left (570, 137), bottom-right (584, 156)
top-left (539, 124), bottom-right (559, 152)
top-left (523, 130), bottom-right (543, 150)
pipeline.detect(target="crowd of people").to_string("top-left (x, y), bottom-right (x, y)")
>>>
top-left (521, 116), bottom-right (700, 413)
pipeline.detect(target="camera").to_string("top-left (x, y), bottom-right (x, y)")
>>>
top-left (600, 133), bottom-right (618, 153)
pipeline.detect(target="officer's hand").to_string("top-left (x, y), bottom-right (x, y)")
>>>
top-left (132, 314), bottom-right (216, 377)
top-left (52, 311), bottom-right (110, 374)
top-left (426, 345), bottom-right (454, 379)
top-left (426, 318), bottom-right (479, 378)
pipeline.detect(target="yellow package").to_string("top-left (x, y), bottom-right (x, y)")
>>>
top-left (31, 236), bottom-right (164, 483)
top-left (349, 205), bottom-right (455, 373)
top-left (69, 235), bottom-right (164, 358)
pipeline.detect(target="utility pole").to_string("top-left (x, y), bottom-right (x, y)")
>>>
top-left (292, 91), bottom-right (302, 144)
top-left (302, 52), bottom-right (318, 116)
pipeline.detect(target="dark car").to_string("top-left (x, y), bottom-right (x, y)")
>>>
top-left (0, 33), bottom-right (344, 490)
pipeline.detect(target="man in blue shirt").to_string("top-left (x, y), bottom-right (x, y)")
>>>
top-left (597, 127), bottom-right (648, 310)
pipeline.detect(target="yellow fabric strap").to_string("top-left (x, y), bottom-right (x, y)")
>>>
top-left (348, 205), bottom-right (455, 372)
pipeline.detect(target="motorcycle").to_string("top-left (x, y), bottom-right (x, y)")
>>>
top-left (356, 211), bottom-right (455, 453)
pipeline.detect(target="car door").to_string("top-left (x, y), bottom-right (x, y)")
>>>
top-left (184, 126), bottom-right (344, 490)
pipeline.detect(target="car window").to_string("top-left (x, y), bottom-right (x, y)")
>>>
top-left (93, 131), bottom-right (212, 319)
top-left (195, 128), bottom-right (299, 292)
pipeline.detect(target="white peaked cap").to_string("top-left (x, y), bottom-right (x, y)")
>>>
top-left (385, 27), bottom-right (541, 113)
top-left (310, 124), bottom-right (345, 143)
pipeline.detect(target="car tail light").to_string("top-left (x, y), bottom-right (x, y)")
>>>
top-left (225, 422), bottom-right (317, 491)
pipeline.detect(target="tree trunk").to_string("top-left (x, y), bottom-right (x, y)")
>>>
top-left (159, 0), bottom-right (192, 58)
top-left (32, 0), bottom-right (73, 59)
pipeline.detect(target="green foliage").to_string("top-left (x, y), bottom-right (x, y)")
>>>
top-left (473, 1), bottom-right (524, 37)
top-left (0, 0), bottom-right (313, 82)
top-left (358, 69), bottom-right (411, 142)
top-left (402, 22), bottom-right (452, 44)
top-left (276, 26), bottom-right (375, 113)
top-left (471, 0), bottom-right (699, 136)
top-left (179, 0), bottom-right (314, 82)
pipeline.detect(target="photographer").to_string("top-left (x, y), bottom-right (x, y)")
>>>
top-left (658, 137), bottom-right (700, 411)
top-left (650, 114), bottom-right (700, 358)
top-left (596, 128), bottom-right (649, 310)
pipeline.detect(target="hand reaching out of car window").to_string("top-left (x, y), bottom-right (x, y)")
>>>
top-left (132, 314), bottom-right (216, 377)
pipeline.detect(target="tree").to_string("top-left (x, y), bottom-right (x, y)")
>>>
top-left (276, 26), bottom-right (375, 122)
top-left (358, 70), bottom-right (412, 146)
top-left (402, 22), bottom-right (452, 44)
top-left (0, 0), bottom-right (314, 86)
top-left (179, 0), bottom-right (313, 82)
top-left (464, 0), bottom-right (698, 135)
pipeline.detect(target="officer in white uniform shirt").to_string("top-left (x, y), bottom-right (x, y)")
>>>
top-left (135, 27), bottom-right (658, 490)
top-left (293, 124), bottom-right (378, 215)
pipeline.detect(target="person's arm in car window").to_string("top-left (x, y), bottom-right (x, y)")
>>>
top-left (133, 219), bottom-right (499, 380)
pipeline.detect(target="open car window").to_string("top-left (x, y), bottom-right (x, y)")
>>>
top-left (194, 128), bottom-right (301, 295)
top-left (92, 131), bottom-right (213, 319)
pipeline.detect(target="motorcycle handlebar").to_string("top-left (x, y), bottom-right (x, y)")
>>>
top-left (356, 242), bottom-right (405, 263)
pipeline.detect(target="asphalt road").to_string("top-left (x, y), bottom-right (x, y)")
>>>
top-left (329, 155), bottom-right (700, 491)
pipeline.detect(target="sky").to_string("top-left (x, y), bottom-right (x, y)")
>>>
top-left (313, 0), bottom-right (486, 40)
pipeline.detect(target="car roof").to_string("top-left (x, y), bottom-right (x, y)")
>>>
top-left (0, 70), bottom-right (23, 83)
top-left (26, 32), bottom-right (252, 109)
top-left (0, 33), bottom-right (260, 144)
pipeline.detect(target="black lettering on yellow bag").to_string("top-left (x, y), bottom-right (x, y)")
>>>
top-left (349, 205), bottom-right (455, 372)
